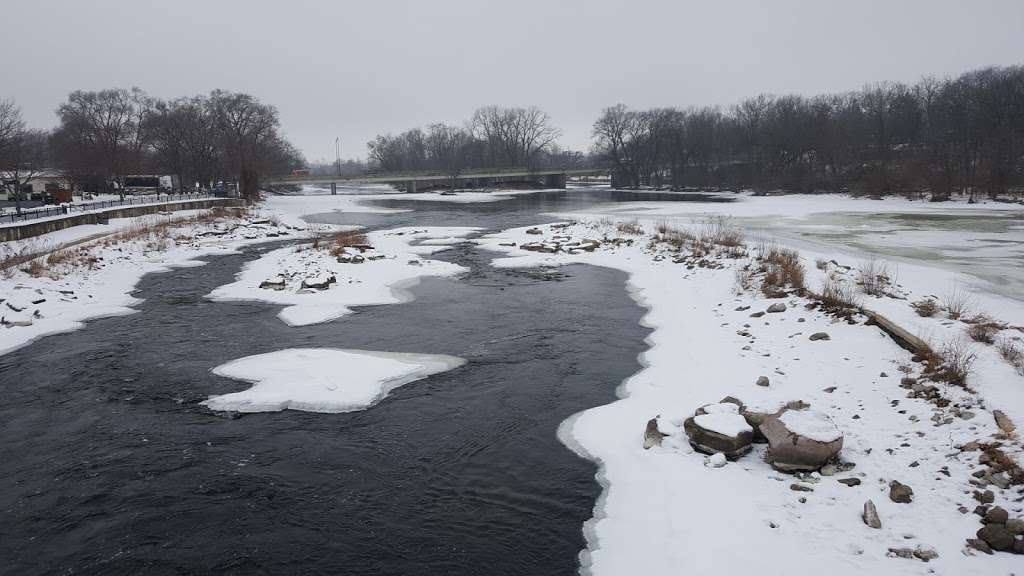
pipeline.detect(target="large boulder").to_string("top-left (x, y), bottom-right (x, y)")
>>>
top-left (683, 402), bottom-right (753, 459)
top-left (761, 409), bottom-right (843, 472)
top-left (741, 400), bottom-right (809, 443)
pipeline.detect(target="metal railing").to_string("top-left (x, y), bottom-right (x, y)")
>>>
top-left (1, 193), bottom-right (223, 225)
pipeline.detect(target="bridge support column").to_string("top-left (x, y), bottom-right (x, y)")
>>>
top-left (407, 180), bottom-right (417, 194)
top-left (331, 182), bottom-right (337, 195)
top-left (544, 173), bottom-right (567, 189)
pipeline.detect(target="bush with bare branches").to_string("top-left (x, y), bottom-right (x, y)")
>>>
top-left (996, 337), bottom-right (1024, 376)
top-left (925, 339), bottom-right (977, 387)
top-left (818, 277), bottom-right (861, 312)
top-left (857, 258), bottom-right (895, 297)
top-left (911, 298), bottom-right (939, 317)
top-left (616, 220), bottom-right (643, 235)
top-left (942, 286), bottom-right (973, 320)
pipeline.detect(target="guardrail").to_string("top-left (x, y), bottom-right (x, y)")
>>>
top-left (1, 193), bottom-right (223, 225)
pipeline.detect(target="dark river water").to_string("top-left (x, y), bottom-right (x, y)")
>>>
top-left (0, 189), bottom-right (726, 575)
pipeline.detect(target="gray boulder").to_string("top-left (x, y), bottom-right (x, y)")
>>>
top-left (761, 409), bottom-right (843, 471)
top-left (683, 403), bottom-right (753, 459)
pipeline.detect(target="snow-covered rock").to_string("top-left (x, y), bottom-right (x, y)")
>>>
top-left (761, 410), bottom-right (843, 471)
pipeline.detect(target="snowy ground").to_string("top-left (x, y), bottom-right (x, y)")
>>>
top-left (207, 226), bottom-right (480, 326)
top-left (0, 208), bottom-right (298, 355)
top-left (477, 218), bottom-right (1023, 575)
top-left (204, 348), bottom-right (465, 413)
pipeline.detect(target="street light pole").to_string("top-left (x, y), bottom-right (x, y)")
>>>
top-left (335, 137), bottom-right (341, 177)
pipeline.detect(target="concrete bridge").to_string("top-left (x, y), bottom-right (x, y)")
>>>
top-left (265, 168), bottom-right (609, 193)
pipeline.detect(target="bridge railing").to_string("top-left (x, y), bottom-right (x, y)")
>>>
top-left (0, 193), bottom-right (221, 226)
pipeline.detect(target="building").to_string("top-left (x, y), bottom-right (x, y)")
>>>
top-left (0, 171), bottom-right (75, 201)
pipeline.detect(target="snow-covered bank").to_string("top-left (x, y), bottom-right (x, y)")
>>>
top-left (0, 209), bottom-right (297, 356)
top-left (207, 226), bottom-right (479, 326)
top-left (204, 348), bottom-right (465, 413)
top-left (478, 219), bottom-right (1023, 574)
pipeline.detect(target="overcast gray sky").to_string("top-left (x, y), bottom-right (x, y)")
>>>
top-left (4, 0), bottom-right (1022, 163)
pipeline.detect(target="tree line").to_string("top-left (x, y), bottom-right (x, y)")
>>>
top-left (365, 105), bottom-right (586, 181)
top-left (0, 88), bottom-right (303, 212)
top-left (593, 65), bottom-right (1024, 199)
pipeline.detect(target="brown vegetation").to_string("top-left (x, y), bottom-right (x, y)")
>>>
top-left (911, 298), bottom-right (939, 317)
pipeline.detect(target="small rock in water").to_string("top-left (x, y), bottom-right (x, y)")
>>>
top-left (862, 500), bottom-right (882, 529)
top-left (756, 375), bottom-right (770, 387)
top-left (809, 332), bottom-right (830, 341)
top-left (705, 452), bottom-right (727, 468)
top-left (889, 481), bottom-right (914, 503)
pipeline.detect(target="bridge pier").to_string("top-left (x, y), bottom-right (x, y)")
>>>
top-left (330, 182), bottom-right (337, 195)
top-left (544, 173), bottom-right (567, 189)
top-left (406, 180), bottom-right (417, 193)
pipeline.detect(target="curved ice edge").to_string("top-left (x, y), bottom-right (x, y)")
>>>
top-left (495, 252), bottom-right (655, 576)
top-left (203, 348), bottom-right (467, 413)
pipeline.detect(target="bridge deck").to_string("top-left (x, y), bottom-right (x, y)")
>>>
top-left (265, 168), bottom-right (607, 186)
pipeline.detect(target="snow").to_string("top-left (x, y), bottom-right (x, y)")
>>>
top-left (203, 348), bottom-right (465, 413)
top-left (206, 226), bottom-right (480, 326)
top-left (693, 413), bottom-right (751, 437)
top-left (777, 410), bottom-right (842, 443)
top-left (0, 210), bottom-right (300, 356)
top-left (479, 217), bottom-right (1023, 575)
top-left (700, 401), bottom-right (740, 415)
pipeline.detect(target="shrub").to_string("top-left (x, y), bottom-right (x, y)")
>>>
top-left (616, 220), bottom-right (643, 235)
top-left (818, 277), bottom-right (861, 312)
top-left (857, 258), bottom-right (894, 297)
top-left (700, 216), bottom-right (744, 247)
top-left (926, 339), bottom-right (977, 387)
top-left (758, 245), bottom-right (805, 293)
top-left (911, 298), bottom-right (939, 317)
top-left (815, 258), bottom-right (828, 271)
top-left (942, 286), bottom-right (973, 320)
top-left (996, 336), bottom-right (1024, 376)
top-left (327, 230), bottom-right (369, 257)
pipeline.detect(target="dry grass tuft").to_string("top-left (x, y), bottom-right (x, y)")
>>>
top-left (963, 313), bottom-right (1004, 344)
top-left (327, 230), bottom-right (369, 257)
top-left (942, 286), bottom-right (973, 320)
top-left (996, 336), bottom-right (1024, 376)
top-left (616, 220), bottom-right (644, 235)
top-left (857, 258), bottom-right (895, 297)
top-left (911, 298), bottom-right (939, 317)
top-left (699, 216), bottom-right (744, 247)
top-left (818, 277), bottom-right (861, 312)
top-left (924, 338), bottom-right (977, 387)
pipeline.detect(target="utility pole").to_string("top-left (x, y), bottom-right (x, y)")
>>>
top-left (332, 137), bottom-right (341, 196)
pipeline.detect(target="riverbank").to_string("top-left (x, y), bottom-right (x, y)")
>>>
top-left (477, 217), bottom-right (1023, 574)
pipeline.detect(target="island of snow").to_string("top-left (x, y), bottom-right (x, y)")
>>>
top-left (203, 348), bottom-right (465, 413)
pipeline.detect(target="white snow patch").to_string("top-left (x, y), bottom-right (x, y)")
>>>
top-left (693, 413), bottom-right (751, 437)
top-left (203, 348), bottom-right (465, 413)
top-left (777, 410), bottom-right (842, 443)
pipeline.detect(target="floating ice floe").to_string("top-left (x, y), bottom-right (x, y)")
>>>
top-left (203, 348), bottom-right (465, 413)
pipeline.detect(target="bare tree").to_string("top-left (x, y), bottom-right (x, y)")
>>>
top-left (0, 129), bottom-right (50, 214)
top-left (470, 105), bottom-right (560, 167)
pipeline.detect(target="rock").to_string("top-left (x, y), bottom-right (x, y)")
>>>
top-left (863, 500), bottom-right (882, 529)
top-left (977, 524), bottom-right (1016, 552)
top-left (887, 547), bottom-right (914, 559)
top-left (643, 417), bottom-right (666, 449)
top-left (705, 452), bottom-right (727, 468)
top-left (838, 477), bottom-right (861, 487)
top-left (984, 506), bottom-right (1009, 524)
top-left (525, 227), bottom-right (543, 235)
top-left (809, 332), bottom-right (830, 341)
top-left (259, 276), bottom-right (286, 290)
top-left (879, 371), bottom-right (888, 378)
top-left (975, 490), bottom-right (995, 504)
top-left (975, 505), bottom-right (991, 517)
top-left (749, 311), bottom-right (765, 318)
top-left (767, 303), bottom-right (787, 313)
top-left (756, 376), bottom-right (770, 387)
top-left (889, 481), bottom-right (914, 503)
top-left (966, 538), bottom-right (994, 555)
top-left (993, 410), bottom-right (1015, 434)
top-left (822, 386), bottom-right (836, 393)
top-left (900, 377), bottom-right (917, 388)
top-left (683, 407), bottom-right (753, 459)
top-left (913, 546), bottom-right (938, 562)
top-left (301, 275), bottom-right (337, 290)
top-left (1006, 518), bottom-right (1024, 535)
top-left (790, 483), bottom-right (813, 492)
top-left (761, 410), bottom-right (843, 472)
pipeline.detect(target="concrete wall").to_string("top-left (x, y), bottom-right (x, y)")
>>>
top-left (0, 198), bottom-right (245, 242)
